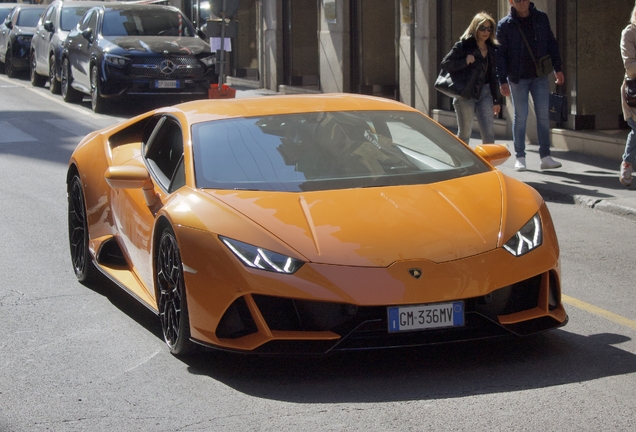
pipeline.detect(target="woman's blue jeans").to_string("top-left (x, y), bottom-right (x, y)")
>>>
top-left (453, 84), bottom-right (495, 145)
top-left (509, 76), bottom-right (552, 159)
top-left (623, 117), bottom-right (636, 164)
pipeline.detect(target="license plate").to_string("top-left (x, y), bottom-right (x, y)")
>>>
top-left (387, 301), bottom-right (464, 332)
top-left (156, 80), bottom-right (180, 88)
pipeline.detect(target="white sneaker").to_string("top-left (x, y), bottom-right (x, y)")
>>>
top-left (620, 161), bottom-right (633, 186)
top-left (514, 157), bottom-right (527, 171)
top-left (540, 156), bottom-right (562, 170)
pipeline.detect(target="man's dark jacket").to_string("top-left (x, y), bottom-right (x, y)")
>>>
top-left (495, 2), bottom-right (562, 85)
top-left (440, 37), bottom-right (502, 104)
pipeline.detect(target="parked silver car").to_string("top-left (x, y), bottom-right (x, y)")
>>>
top-left (30, 0), bottom-right (104, 93)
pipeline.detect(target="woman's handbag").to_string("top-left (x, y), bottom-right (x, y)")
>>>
top-left (434, 70), bottom-right (468, 100)
top-left (625, 78), bottom-right (636, 107)
top-left (434, 67), bottom-right (479, 100)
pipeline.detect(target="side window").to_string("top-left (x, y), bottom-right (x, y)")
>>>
top-left (87, 9), bottom-right (97, 31)
top-left (78, 10), bottom-right (93, 31)
top-left (144, 117), bottom-right (185, 192)
top-left (41, 5), bottom-right (54, 26)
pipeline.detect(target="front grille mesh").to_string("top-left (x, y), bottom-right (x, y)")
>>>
top-left (129, 57), bottom-right (203, 78)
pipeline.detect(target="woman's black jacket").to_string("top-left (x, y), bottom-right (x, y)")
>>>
top-left (439, 37), bottom-right (502, 104)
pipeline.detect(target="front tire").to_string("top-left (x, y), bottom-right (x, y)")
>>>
top-left (156, 226), bottom-right (197, 356)
top-left (30, 51), bottom-right (46, 87)
top-left (61, 57), bottom-right (83, 103)
top-left (5, 48), bottom-right (16, 78)
top-left (49, 54), bottom-right (60, 94)
top-left (90, 65), bottom-right (109, 113)
top-left (68, 174), bottom-right (99, 285)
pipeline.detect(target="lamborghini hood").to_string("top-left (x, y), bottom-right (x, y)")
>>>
top-left (204, 171), bottom-right (517, 267)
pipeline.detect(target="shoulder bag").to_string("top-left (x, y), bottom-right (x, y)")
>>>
top-left (625, 78), bottom-right (636, 107)
top-left (516, 23), bottom-right (553, 77)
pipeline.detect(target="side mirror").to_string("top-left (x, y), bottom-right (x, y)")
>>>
top-left (43, 20), bottom-right (54, 32)
top-left (474, 144), bottom-right (511, 167)
top-left (5, 20), bottom-right (13, 30)
top-left (81, 28), bottom-right (93, 42)
top-left (104, 166), bottom-right (158, 207)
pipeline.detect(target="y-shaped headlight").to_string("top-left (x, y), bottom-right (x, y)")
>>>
top-left (503, 213), bottom-right (543, 257)
top-left (220, 236), bottom-right (304, 274)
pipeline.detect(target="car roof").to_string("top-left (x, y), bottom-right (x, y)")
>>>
top-left (11, 4), bottom-right (46, 9)
top-left (90, 3), bottom-right (180, 12)
top-left (54, 1), bottom-right (109, 8)
top-left (158, 94), bottom-right (420, 124)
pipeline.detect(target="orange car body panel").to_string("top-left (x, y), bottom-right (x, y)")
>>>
top-left (68, 94), bottom-right (566, 352)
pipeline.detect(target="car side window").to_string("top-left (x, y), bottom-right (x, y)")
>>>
top-left (144, 117), bottom-right (185, 193)
top-left (78, 10), bottom-right (93, 31)
top-left (86, 9), bottom-right (97, 32)
top-left (41, 5), bottom-right (54, 27)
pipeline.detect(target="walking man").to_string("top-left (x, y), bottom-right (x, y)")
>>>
top-left (496, 0), bottom-right (564, 171)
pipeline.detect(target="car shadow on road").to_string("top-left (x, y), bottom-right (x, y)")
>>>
top-left (86, 265), bottom-right (636, 403)
top-left (85, 274), bottom-right (163, 341)
top-left (177, 329), bottom-right (636, 403)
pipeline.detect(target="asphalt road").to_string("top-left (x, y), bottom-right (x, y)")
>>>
top-left (1, 74), bottom-right (635, 431)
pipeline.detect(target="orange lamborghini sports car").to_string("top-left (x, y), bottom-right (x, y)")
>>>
top-left (67, 94), bottom-right (567, 355)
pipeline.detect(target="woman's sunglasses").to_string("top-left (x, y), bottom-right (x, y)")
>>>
top-left (478, 25), bottom-right (493, 32)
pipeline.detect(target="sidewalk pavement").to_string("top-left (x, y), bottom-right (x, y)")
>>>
top-left (231, 86), bottom-right (636, 222)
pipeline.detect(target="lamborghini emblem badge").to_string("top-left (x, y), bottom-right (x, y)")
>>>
top-left (408, 268), bottom-right (422, 279)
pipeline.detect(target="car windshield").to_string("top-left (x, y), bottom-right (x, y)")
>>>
top-left (192, 110), bottom-right (490, 192)
top-left (16, 8), bottom-right (44, 27)
top-left (61, 6), bottom-right (92, 31)
top-left (102, 9), bottom-right (194, 37)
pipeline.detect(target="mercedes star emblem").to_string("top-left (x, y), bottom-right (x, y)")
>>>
top-left (408, 268), bottom-right (422, 279)
top-left (160, 59), bottom-right (176, 75)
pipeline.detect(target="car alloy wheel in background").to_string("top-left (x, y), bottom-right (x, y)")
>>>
top-left (61, 58), bottom-right (83, 103)
top-left (90, 65), bottom-right (109, 113)
top-left (49, 54), bottom-right (60, 94)
top-left (5, 48), bottom-right (16, 78)
top-left (30, 51), bottom-right (46, 87)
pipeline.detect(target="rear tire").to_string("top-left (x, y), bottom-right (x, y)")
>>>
top-left (30, 51), bottom-right (46, 87)
top-left (156, 226), bottom-right (197, 356)
top-left (68, 174), bottom-right (99, 285)
top-left (61, 57), bottom-right (83, 103)
top-left (49, 54), bottom-right (60, 94)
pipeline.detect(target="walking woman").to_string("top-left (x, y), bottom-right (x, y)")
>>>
top-left (620, 3), bottom-right (636, 186)
top-left (440, 12), bottom-right (502, 145)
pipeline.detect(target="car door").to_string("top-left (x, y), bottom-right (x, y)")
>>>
top-left (112, 116), bottom-right (186, 295)
top-left (33, 4), bottom-right (55, 72)
top-left (68, 8), bottom-right (97, 89)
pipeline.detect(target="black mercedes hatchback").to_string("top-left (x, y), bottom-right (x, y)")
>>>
top-left (61, 3), bottom-right (216, 113)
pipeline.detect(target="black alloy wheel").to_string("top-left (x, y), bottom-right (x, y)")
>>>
top-left (61, 57), bottom-right (83, 103)
top-left (5, 48), bottom-right (16, 78)
top-left (156, 227), bottom-right (196, 356)
top-left (49, 54), bottom-right (60, 94)
top-left (30, 51), bottom-right (46, 87)
top-left (90, 65), bottom-right (109, 113)
top-left (68, 175), bottom-right (99, 285)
